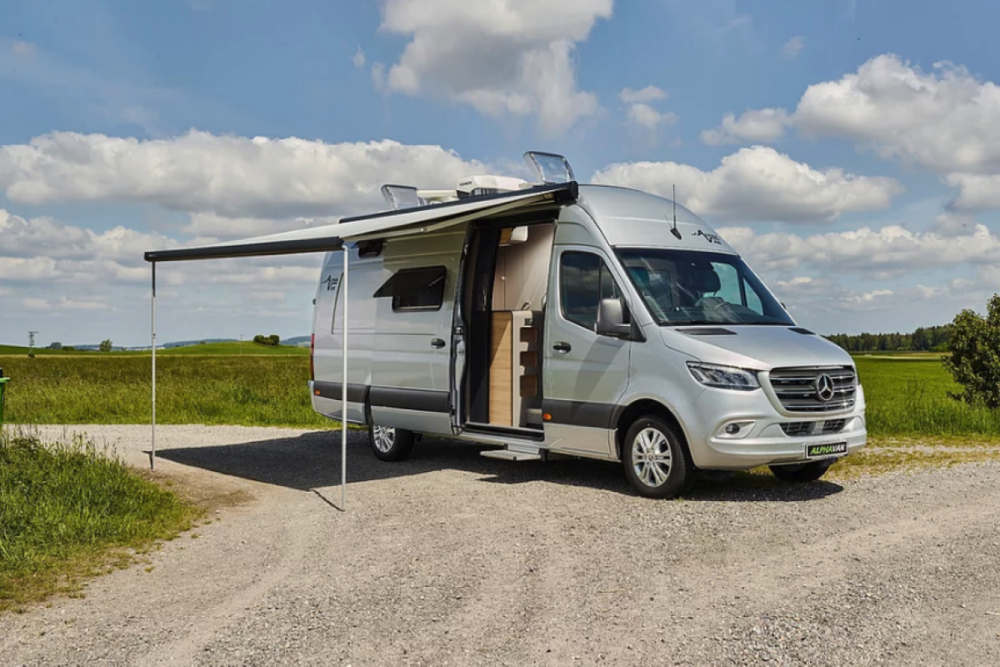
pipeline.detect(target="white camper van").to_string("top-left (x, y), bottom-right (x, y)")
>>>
top-left (304, 152), bottom-right (867, 498)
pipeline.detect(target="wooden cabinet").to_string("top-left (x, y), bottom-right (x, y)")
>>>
top-left (489, 311), bottom-right (543, 427)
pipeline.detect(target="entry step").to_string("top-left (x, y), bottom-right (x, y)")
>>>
top-left (480, 447), bottom-right (542, 462)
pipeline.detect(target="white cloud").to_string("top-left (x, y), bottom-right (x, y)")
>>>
top-left (930, 211), bottom-right (977, 237)
top-left (944, 173), bottom-right (1000, 211)
top-left (626, 103), bottom-right (678, 130)
top-left (592, 146), bottom-right (902, 222)
top-left (23, 296), bottom-right (108, 311)
top-left (770, 276), bottom-right (896, 315)
top-left (0, 131), bottom-right (484, 218)
top-left (700, 108), bottom-right (789, 145)
top-left (377, 0), bottom-right (613, 132)
top-left (718, 222), bottom-right (1000, 274)
top-left (620, 86), bottom-right (666, 104)
top-left (794, 54), bottom-right (1000, 174)
top-left (352, 46), bottom-right (366, 68)
top-left (782, 36), bottom-right (804, 59)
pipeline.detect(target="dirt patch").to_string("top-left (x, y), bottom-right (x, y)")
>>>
top-left (2, 425), bottom-right (998, 666)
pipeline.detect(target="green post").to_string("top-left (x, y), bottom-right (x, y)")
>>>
top-left (0, 369), bottom-right (9, 429)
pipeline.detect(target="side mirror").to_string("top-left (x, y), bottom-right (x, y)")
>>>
top-left (596, 298), bottom-right (631, 338)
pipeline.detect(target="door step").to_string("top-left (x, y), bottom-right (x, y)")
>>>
top-left (480, 445), bottom-right (543, 462)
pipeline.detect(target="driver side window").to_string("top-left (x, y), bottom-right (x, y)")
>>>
top-left (559, 251), bottom-right (622, 331)
top-left (708, 261), bottom-right (765, 315)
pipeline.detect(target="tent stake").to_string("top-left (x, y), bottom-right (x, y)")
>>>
top-left (151, 261), bottom-right (157, 472)
top-left (341, 244), bottom-right (348, 509)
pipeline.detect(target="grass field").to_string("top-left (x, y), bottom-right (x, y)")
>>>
top-left (0, 434), bottom-right (198, 612)
top-left (854, 356), bottom-right (1000, 438)
top-left (2, 349), bottom-right (1000, 440)
top-left (1, 356), bottom-right (329, 428)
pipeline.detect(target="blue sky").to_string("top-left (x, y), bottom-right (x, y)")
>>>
top-left (3, 0), bottom-right (1000, 346)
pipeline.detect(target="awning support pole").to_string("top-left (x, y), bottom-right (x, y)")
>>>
top-left (151, 261), bottom-right (157, 472)
top-left (341, 244), bottom-right (348, 509)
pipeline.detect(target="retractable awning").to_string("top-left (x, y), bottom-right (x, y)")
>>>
top-left (142, 180), bottom-right (577, 510)
top-left (144, 181), bottom-right (576, 263)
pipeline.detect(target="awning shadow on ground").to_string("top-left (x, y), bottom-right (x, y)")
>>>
top-left (152, 430), bottom-right (843, 502)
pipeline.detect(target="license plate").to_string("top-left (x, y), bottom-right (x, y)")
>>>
top-left (806, 442), bottom-right (848, 459)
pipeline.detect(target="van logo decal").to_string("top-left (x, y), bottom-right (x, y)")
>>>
top-left (324, 275), bottom-right (339, 291)
top-left (692, 230), bottom-right (722, 245)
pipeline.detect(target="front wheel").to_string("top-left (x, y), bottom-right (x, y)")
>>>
top-left (769, 459), bottom-right (834, 482)
top-left (622, 416), bottom-right (695, 499)
top-left (369, 424), bottom-right (415, 462)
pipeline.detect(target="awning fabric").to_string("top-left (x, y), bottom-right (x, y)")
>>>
top-left (143, 181), bottom-right (577, 263)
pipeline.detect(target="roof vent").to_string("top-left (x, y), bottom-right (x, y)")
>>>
top-left (524, 151), bottom-right (575, 184)
top-left (380, 184), bottom-right (425, 210)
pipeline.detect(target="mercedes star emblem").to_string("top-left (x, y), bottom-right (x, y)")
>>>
top-left (815, 373), bottom-right (836, 402)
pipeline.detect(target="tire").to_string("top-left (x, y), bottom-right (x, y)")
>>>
top-left (622, 415), bottom-right (695, 499)
top-left (769, 459), bottom-right (834, 483)
top-left (369, 423), bottom-right (415, 462)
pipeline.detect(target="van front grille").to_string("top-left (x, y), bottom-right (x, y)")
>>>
top-left (781, 422), bottom-right (812, 437)
top-left (768, 366), bottom-right (857, 413)
top-left (822, 419), bottom-right (847, 434)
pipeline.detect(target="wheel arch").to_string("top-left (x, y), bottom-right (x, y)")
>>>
top-left (613, 399), bottom-right (691, 461)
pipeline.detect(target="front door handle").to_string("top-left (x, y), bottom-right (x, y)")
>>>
top-left (552, 342), bottom-right (572, 353)
top-left (431, 338), bottom-right (446, 349)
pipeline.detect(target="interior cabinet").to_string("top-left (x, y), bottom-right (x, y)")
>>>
top-left (488, 310), bottom-right (542, 427)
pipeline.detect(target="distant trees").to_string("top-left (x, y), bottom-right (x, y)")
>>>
top-left (943, 295), bottom-right (1000, 408)
top-left (99, 339), bottom-right (113, 352)
top-left (825, 325), bottom-right (953, 353)
top-left (252, 334), bottom-right (281, 347)
top-left (48, 342), bottom-right (62, 350)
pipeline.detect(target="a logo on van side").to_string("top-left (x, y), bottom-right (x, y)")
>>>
top-left (324, 275), bottom-right (339, 291)
top-left (692, 230), bottom-right (722, 245)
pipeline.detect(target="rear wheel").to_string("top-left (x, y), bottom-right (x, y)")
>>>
top-left (622, 416), bottom-right (695, 499)
top-left (769, 459), bottom-right (834, 482)
top-left (369, 424), bottom-right (415, 462)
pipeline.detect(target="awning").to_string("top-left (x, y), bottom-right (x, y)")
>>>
top-left (142, 179), bottom-right (577, 510)
top-left (143, 181), bottom-right (576, 263)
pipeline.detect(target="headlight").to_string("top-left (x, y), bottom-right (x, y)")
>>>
top-left (687, 362), bottom-right (760, 391)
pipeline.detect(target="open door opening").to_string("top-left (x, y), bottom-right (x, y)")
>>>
top-left (460, 218), bottom-right (555, 433)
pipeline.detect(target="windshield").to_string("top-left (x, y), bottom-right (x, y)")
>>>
top-left (614, 248), bottom-right (794, 326)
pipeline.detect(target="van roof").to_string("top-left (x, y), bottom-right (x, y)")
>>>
top-left (576, 184), bottom-right (738, 255)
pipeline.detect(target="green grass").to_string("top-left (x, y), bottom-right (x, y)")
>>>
top-left (1, 356), bottom-right (330, 428)
top-left (0, 342), bottom-right (307, 357)
top-left (3, 350), bottom-right (1000, 439)
top-left (856, 356), bottom-right (1000, 438)
top-left (158, 342), bottom-right (307, 355)
top-left (0, 433), bottom-right (198, 612)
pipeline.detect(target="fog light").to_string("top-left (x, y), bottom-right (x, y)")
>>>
top-left (717, 420), bottom-right (756, 439)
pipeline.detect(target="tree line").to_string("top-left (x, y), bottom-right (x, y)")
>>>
top-left (824, 325), bottom-right (953, 353)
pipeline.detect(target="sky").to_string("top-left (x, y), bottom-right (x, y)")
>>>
top-left (3, 0), bottom-right (1000, 347)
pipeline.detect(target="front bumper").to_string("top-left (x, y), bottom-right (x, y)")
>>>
top-left (681, 383), bottom-right (868, 471)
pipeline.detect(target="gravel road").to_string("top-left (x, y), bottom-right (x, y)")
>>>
top-left (2, 424), bottom-right (999, 666)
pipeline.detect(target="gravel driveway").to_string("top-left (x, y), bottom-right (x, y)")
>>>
top-left (2, 424), bottom-right (999, 666)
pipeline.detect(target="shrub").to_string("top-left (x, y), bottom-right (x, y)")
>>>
top-left (943, 294), bottom-right (1000, 408)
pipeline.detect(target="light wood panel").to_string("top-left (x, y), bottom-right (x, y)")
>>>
top-left (489, 312), bottom-right (513, 426)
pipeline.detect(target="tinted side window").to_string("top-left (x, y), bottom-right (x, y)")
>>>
top-left (560, 252), bottom-right (620, 330)
top-left (372, 265), bottom-right (447, 312)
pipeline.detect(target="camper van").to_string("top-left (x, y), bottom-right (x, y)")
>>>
top-left (305, 152), bottom-right (867, 498)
